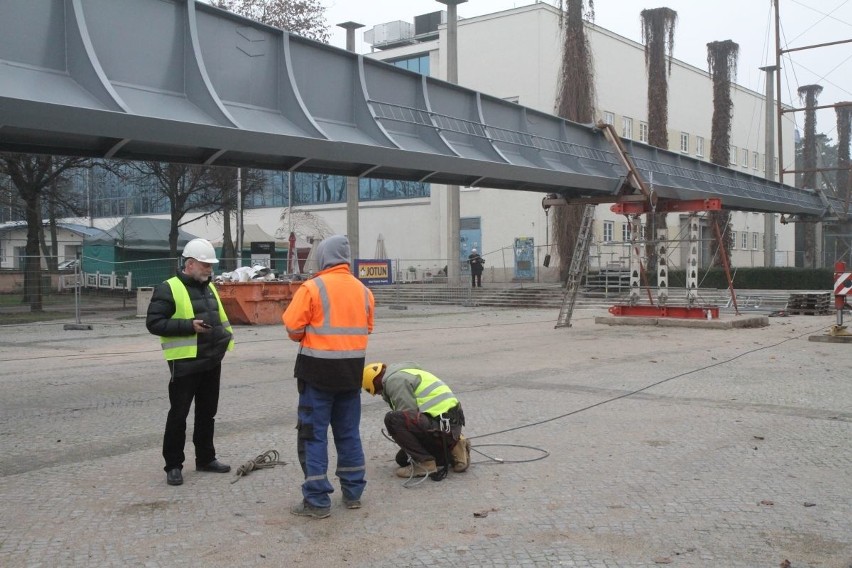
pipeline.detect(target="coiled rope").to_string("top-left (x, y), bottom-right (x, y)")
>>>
top-left (230, 450), bottom-right (287, 484)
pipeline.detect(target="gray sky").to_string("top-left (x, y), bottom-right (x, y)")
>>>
top-left (323, 0), bottom-right (852, 141)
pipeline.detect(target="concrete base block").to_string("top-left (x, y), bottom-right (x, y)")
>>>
top-left (808, 334), bottom-right (852, 343)
top-left (595, 315), bottom-right (768, 329)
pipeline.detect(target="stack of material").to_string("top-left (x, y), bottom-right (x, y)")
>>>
top-left (787, 292), bottom-right (832, 315)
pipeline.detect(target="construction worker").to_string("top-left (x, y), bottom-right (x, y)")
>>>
top-left (146, 238), bottom-right (234, 486)
top-left (468, 248), bottom-right (484, 288)
top-left (282, 235), bottom-right (374, 519)
top-left (362, 362), bottom-right (470, 478)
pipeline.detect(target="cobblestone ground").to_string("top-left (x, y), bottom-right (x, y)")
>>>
top-left (0, 306), bottom-right (849, 567)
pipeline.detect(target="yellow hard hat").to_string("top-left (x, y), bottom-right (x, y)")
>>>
top-left (362, 362), bottom-right (385, 395)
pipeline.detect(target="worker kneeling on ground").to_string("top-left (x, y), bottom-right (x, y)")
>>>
top-left (363, 362), bottom-right (470, 478)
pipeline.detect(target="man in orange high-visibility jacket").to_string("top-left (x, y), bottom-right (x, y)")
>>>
top-left (282, 235), bottom-right (375, 519)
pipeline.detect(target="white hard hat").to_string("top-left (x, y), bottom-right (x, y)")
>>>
top-left (182, 238), bottom-right (219, 264)
top-left (471, 248), bottom-right (477, 253)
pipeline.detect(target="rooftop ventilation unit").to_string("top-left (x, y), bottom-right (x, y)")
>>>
top-left (363, 20), bottom-right (414, 49)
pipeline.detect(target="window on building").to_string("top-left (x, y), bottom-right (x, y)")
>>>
top-left (639, 122), bottom-right (649, 143)
top-left (680, 132), bottom-right (689, 153)
top-left (774, 157), bottom-right (778, 177)
top-left (622, 117), bottom-right (633, 139)
top-left (603, 221), bottom-right (614, 242)
top-left (622, 222), bottom-right (632, 241)
top-left (731, 231), bottom-right (737, 249)
top-left (389, 54), bottom-right (430, 75)
top-left (753, 232), bottom-right (760, 250)
top-left (752, 151), bottom-right (759, 169)
top-left (603, 111), bottom-right (615, 125)
top-left (730, 146), bottom-right (737, 166)
top-left (742, 148), bottom-right (749, 167)
top-left (696, 136), bottom-right (705, 157)
top-left (741, 232), bottom-right (748, 249)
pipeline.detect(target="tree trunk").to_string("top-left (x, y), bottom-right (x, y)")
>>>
top-left (23, 196), bottom-right (43, 311)
top-left (798, 84), bottom-right (823, 268)
top-left (707, 40), bottom-right (739, 268)
top-left (641, 8), bottom-right (678, 276)
top-left (554, 0), bottom-right (596, 282)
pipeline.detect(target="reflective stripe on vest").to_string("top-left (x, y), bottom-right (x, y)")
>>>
top-left (401, 368), bottom-right (459, 417)
top-left (299, 275), bottom-right (371, 359)
top-left (160, 278), bottom-right (234, 360)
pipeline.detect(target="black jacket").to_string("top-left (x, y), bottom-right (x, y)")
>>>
top-left (146, 271), bottom-right (233, 378)
top-left (468, 253), bottom-right (485, 275)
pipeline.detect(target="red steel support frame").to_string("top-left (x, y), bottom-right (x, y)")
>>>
top-left (563, 124), bottom-right (738, 320)
top-left (607, 198), bottom-right (732, 319)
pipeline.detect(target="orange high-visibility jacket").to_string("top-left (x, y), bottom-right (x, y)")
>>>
top-left (282, 263), bottom-right (374, 391)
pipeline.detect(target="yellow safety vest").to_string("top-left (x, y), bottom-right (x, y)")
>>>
top-left (403, 368), bottom-right (459, 417)
top-left (160, 277), bottom-right (234, 360)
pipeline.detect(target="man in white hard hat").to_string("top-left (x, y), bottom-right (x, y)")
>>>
top-left (146, 238), bottom-right (235, 486)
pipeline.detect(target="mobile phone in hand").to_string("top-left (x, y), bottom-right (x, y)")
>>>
top-left (199, 322), bottom-right (212, 329)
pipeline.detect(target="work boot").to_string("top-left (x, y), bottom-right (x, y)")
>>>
top-left (395, 459), bottom-right (437, 478)
top-left (451, 435), bottom-right (471, 473)
top-left (196, 459), bottom-right (231, 473)
top-left (166, 468), bottom-right (183, 486)
top-left (290, 500), bottom-right (331, 519)
top-left (343, 497), bottom-right (362, 510)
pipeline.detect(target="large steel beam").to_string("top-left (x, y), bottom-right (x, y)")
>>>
top-left (0, 0), bottom-right (845, 219)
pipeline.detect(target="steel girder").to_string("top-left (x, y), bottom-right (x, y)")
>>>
top-left (0, 0), bottom-right (844, 219)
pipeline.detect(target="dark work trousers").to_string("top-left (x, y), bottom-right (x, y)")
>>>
top-left (385, 410), bottom-right (460, 464)
top-left (162, 364), bottom-right (221, 472)
top-left (471, 272), bottom-right (482, 287)
top-left (297, 384), bottom-right (367, 508)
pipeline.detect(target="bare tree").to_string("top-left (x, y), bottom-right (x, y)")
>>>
top-left (206, 166), bottom-right (266, 269)
top-left (0, 154), bottom-right (86, 310)
top-left (707, 40), bottom-right (738, 267)
top-left (126, 162), bottom-right (218, 257)
top-left (836, 103), bottom-right (852, 214)
top-left (553, 0), bottom-right (596, 282)
top-left (641, 8), bottom-right (678, 273)
top-left (211, 0), bottom-right (329, 42)
top-left (798, 84), bottom-right (823, 268)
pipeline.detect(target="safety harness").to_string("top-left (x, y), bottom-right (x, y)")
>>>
top-left (428, 404), bottom-right (465, 482)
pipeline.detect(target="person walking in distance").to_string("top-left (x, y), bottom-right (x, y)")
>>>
top-left (146, 238), bottom-right (234, 486)
top-left (468, 248), bottom-right (485, 288)
top-left (362, 362), bottom-right (470, 479)
top-left (282, 235), bottom-right (375, 519)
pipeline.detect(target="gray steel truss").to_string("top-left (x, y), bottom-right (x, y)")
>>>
top-left (0, 0), bottom-right (845, 219)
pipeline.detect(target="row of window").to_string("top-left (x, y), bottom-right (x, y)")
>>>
top-left (26, 169), bottom-right (432, 221)
top-left (601, 221), bottom-right (768, 250)
top-left (601, 112), bottom-right (777, 175)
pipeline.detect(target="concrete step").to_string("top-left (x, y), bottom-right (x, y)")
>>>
top-left (369, 284), bottom-right (816, 311)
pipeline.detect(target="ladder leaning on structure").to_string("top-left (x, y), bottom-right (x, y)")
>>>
top-left (555, 204), bottom-right (596, 328)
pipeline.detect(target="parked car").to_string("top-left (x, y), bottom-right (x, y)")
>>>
top-left (57, 259), bottom-right (80, 271)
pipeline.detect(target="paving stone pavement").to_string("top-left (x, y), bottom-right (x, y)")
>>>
top-left (0, 306), bottom-right (850, 567)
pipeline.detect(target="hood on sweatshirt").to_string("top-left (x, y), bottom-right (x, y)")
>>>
top-left (316, 235), bottom-right (351, 270)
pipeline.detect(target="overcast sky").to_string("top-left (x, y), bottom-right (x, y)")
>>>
top-left (322, 0), bottom-right (852, 140)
